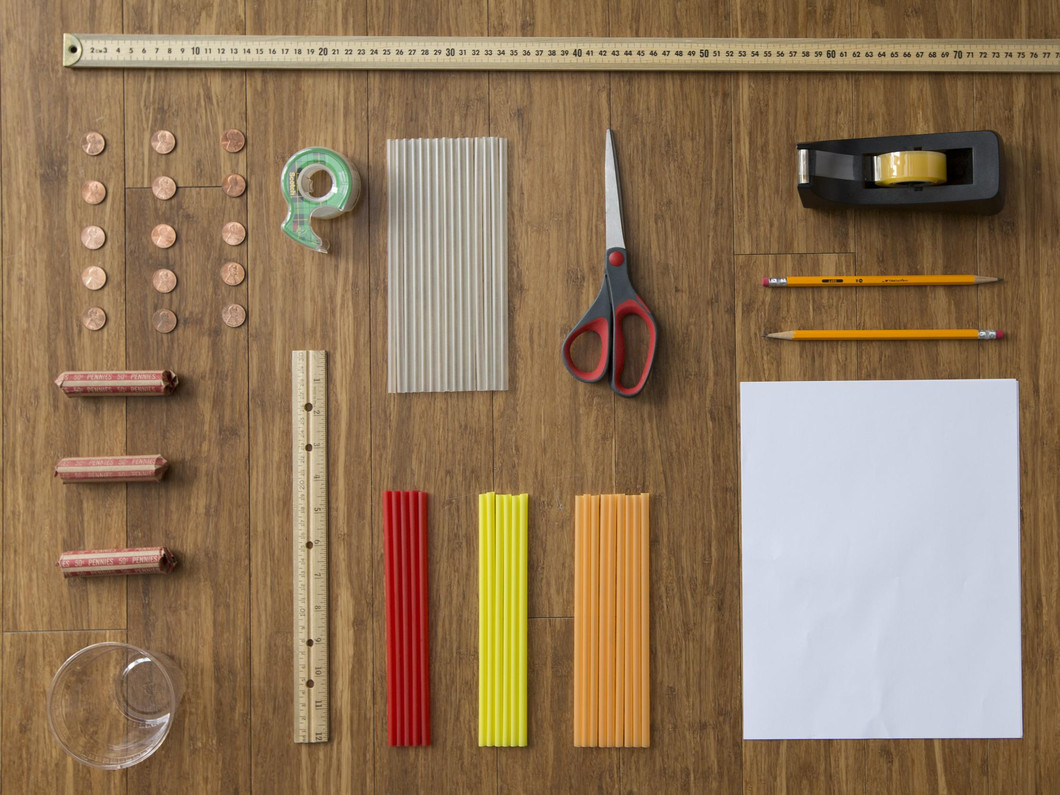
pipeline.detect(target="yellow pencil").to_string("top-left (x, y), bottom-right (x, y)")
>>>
top-left (764, 329), bottom-right (1004, 341)
top-left (763, 275), bottom-right (1001, 287)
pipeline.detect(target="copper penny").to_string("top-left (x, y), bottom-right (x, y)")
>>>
top-left (152, 268), bottom-right (178, 294)
top-left (81, 306), bottom-right (106, 331)
top-left (221, 303), bottom-right (246, 328)
top-left (152, 309), bottom-right (178, 334)
top-left (151, 224), bottom-right (177, 249)
top-left (220, 261), bottom-right (245, 286)
top-left (81, 180), bottom-right (106, 205)
top-left (220, 128), bottom-right (245, 153)
top-left (81, 265), bottom-right (107, 291)
top-left (150, 130), bottom-right (176, 154)
top-left (222, 221), bottom-right (246, 246)
top-left (221, 173), bottom-right (246, 197)
top-left (80, 225), bottom-right (106, 250)
top-left (151, 175), bottom-right (177, 200)
top-left (81, 131), bottom-right (105, 156)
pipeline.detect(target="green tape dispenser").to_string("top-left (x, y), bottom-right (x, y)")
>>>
top-left (281, 147), bottom-right (362, 253)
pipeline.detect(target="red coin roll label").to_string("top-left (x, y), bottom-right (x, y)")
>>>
top-left (55, 370), bottom-right (179, 396)
top-left (58, 546), bottom-right (177, 578)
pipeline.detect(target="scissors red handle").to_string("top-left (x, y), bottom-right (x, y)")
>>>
top-left (562, 273), bottom-right (612, 383)
top-left (562, 247), bottom-right (658, 397)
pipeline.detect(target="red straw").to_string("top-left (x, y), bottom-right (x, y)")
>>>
top-left (409, 492), bottom-right (422, 745)
top-left (399, 491), bottom-right (412, 747)
top-left (384, 492), bottom-right (397, 746)
top-left (418, 491), bottom-right (431, 744)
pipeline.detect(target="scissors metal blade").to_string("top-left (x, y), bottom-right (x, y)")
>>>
top-left (605, 129), bottom-right (625, 251)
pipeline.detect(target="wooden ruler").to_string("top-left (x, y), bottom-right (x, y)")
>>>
top-left (63, 34), bottom-right (1060, 72)
top-left (292, 350), bottom-right (329, 743)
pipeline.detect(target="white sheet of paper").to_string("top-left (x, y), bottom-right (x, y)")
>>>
top-left (740, 379), bottom-right (1022, 740)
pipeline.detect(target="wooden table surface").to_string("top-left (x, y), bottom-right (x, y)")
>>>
top-left (4, 0), bottom-right (1059, 791)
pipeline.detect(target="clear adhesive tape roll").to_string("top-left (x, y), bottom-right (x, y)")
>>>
top-left (281, 147), bottom-right (362, 253)
top-left (872, 150), bottom-right (947, 187)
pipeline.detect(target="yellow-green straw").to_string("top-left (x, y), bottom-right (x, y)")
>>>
top-left (517, 493), bottom-right (528, 745)
top-left (478, 493), bottom-right (488, 746)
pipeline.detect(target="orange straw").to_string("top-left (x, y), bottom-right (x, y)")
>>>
top-left (602, 494), bottom-right (616, 746)
top-left (627, 496), bottom-right (635, 750)
top-left (588, 495), bottom-right (600, 747)
top-left (639, 494), bottom-right (650, 746)
top-left (623, 495), bottom-right (634, 744)
top-left (573, 495), bottom-right (586, 745)
top-left (615, 495), bottom-right (626, 745)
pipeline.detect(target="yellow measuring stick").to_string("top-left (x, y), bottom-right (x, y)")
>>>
top-left (292, 350), bottom-right (329, 743)
top-left (63, 34), bottom-right (1060, 72)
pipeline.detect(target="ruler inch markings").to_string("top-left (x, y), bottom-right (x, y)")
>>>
top-left (292, 350), bottom-right (329, 744)
top-left (64, 34), bottom-right (1060, 72)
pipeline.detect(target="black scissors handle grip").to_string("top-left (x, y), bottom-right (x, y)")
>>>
top-left (561, 248), bottom-right (658, 396)
top-left (562, 274), bottom-right (612, 383)
top-left (605, 248), bottom-right (657, 397)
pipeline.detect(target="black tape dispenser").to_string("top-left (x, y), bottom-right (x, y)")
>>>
top-left (797, 130), bottom-right (1003, 214)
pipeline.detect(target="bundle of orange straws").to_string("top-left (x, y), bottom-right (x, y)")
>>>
top-left (573, 493), bottom-right (650, 747)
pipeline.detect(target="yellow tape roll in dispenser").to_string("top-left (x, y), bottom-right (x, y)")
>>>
top-left (873, 150), bottom-right (947, 187)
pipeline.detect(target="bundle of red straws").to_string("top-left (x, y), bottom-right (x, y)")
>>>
top-left (383, 490), bottom-right (431, 746)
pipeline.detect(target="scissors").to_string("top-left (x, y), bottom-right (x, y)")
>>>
top-left (562, 130), bottom-right (658, 397)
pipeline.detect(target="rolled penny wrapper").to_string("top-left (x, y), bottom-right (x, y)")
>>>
top-left (55, 455), bottom-right (169, 483)
top-left (58, 546), bottom-right (177, 578)
top-left (55, 369), bottom-right (179, 396)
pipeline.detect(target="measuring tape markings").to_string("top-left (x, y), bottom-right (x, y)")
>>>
top-left (292, 350), bottom-right (329, 743)
top-left (64, 34), bottom-right (1060, 71)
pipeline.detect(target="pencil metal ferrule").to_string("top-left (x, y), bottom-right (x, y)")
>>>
top-left (979, 330), bottom-right (999, 340)
top-left (766, 277), bottom-right (787, 287)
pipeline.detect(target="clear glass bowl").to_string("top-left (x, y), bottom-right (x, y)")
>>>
top-left (47, 642), bottom-right (184, 769)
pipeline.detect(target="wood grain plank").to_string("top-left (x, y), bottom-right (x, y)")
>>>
top-left (608, 76), bottom-right (741, 795)
top-left (366, 63), bottom-right (498, 795)
top-left (122, 6), bottom-right (251, 794)
top-left (123, 186), bottom-right (250, 792)
top-left (2, 630), bottom-right (126, 794)
top-left (975, 5), bottom-right (1060, 792)
top-left (850, 3), bottom-right (980, 383)
top-left (122, 3), bottom-right (246, 189)
top-left (609, 5), bottom-right (741, 792)
top-left (244, 2), bottom-right (373, 790)
top-left (488, 0), bottom-right (614, 620)
top-left (246, 77), bottom-right (373, 793)
top-left (366, 0), bottom-right (496, 788)
top-left (486, 0), bottom-right (619, 755)
top-left (2, 0), bottom-right (127, 631)
top-left (732, 0), bottom-right (854, 255)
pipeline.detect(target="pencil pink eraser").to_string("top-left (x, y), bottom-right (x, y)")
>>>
top-left (761, 277), bottom-right (768, 286)
top-left (997, 330), bottom-right (1005, 339)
